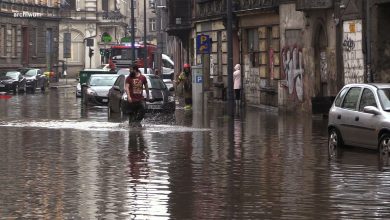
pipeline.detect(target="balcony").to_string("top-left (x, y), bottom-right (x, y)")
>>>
top-left (195, 0), bottom-right (225, 20)
top-left (235, 0), bottom-right (278, 12)
top-left (166, 0), bottom-right (192, 38)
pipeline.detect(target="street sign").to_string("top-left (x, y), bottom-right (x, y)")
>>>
top-left (86, 38), bottom-right (94, 47)
top-left (196, 75), bottom-right (203, 83)
top-left (63, 32), bottom-right (71, 58)
top-left (196, 34), bottom-right (211, 54)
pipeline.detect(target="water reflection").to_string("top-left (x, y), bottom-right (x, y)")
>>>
top-left (2, 90), bottom-right (390, 218)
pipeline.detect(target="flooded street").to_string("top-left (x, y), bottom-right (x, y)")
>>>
top-left (1, 88), bottom-right (390, 219)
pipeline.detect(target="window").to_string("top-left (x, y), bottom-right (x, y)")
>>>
top-left (334, 87), bottom-right (349, 107)
top-left (102, 0), bottom-right (108, 11)
top-left (149, 18), bottom-right (156, 32)
top-left (0, 25), bottom-right (6, 56)
top-left (378, 88), bottom-right (390, 111)
top-left (246, 28), bottom-right (259, 67)
top-left (341, 87), bottom-right (361, 110)
top-left (359, 88), bottom-right (377, 111)
top-left (11, 26), bottom-right (16, 57)
top-left (33, 27), bottom-right (38, 57)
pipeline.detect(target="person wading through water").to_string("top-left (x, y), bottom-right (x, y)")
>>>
top-left (175, 63), bottom-right (192, 110)
top-left (125, 64), bottom-right (150, 124)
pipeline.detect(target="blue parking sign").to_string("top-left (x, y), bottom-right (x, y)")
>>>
top-left (196, 34), bottom-right (211, 54)
top-left (196, 76), bottom-right (203, 83)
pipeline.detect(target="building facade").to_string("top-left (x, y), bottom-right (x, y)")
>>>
top-left (167, 0), bottom-right (388, 112)
top-left (0, 0), bottom-right (60, 73)
top-left (58, 0), bottom-right (129, 77)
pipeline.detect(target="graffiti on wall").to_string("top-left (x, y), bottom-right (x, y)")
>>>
top-left (282, 47), bottom-right (304, 101)
top-left (343, 20), bottom-right (364, 84)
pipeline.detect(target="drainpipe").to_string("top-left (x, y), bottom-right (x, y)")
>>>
top-left (366, 0), bottom-right (372, 82)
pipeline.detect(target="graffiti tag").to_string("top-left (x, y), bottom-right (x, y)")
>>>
top-left (282, 47), bottom-right (304, 101)
top-left (343, 37), bottom-right (355, 52)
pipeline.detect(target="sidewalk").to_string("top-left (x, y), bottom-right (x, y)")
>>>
top-left (49, 78), bottom-right (78, 89)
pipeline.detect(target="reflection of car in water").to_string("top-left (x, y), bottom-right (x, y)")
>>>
top-left (108, 71), bottom-right (175, 116)
top-left (83, 74), bottom-right (118, 106)
top-left (328, 83), bottom-right (390, 170)
top-left (0, 71), bottom-right (26, 94)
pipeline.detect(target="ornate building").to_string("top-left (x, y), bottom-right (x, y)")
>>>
top-left (58, 0), bottom-right (129, 76)
top-left (0, 0), bottom-right (60, 73)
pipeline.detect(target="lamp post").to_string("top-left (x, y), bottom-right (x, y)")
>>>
top-left (130, 0), bottom-right (136, 62)
top-left (156, 0), bottom-right (163, 77)
top-left (144, 0), bottom-right (147, 74)
top-left (366, 0), bottom-right (372, 82)
top-left (227, 0), bottom-right (234, 115)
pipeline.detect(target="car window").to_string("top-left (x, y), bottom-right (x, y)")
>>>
top-left (89, 76), bottom-right (118, 86)
top-left (334, 87), bottom-right (349, 107)
top-left (359, 88), bottom-right (377, 111)
top-left (378, 88), bottom-right (390, 111)
top-left (147, 76), bottom-right (166, 89)
top-left (5, 71), bottom-right (19, 79)
top-left (119, 77), bottom-right (125, 91)
top-left (341, 87), bottom-right (361, 110)
top-left (24, 69), bottom-right (37, 77)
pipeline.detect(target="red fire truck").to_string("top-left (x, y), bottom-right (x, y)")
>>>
top-left (110, 42), bottom-right (156, 69)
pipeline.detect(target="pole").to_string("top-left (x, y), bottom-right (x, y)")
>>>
top-left (144, 0), bottom-right (147, 74)
top-left (156, 0), bottom-right (162, 76)
top-left (89, 46), bottom-right (92, 68)
top-left (131, 0), bottom-right (136, 63)
top-left (226, 0), bottom-right (234, 115)
top-left (366, 0), bottom-right (372, 82)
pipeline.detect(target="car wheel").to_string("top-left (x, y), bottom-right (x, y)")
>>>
top-left (328, 128), bottom-right (342, 160)
top-left (379, 133), bottom-right (390, 171)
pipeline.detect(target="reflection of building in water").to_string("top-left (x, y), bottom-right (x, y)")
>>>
top-left (127, 130), bottom-right (170, 218)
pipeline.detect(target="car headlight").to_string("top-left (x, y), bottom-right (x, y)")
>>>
top-left (168, 96), bottom-right (175, 102)
top-left (87, 88), bottom-right (97, 95)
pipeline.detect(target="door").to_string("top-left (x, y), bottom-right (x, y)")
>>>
top-left (353, 88), bottom-right (380, 148)
top-left (339, 87), bottom-right (362, 145)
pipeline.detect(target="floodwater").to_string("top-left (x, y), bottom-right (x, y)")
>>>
top-left (1, 88), bottom-right (390, 219)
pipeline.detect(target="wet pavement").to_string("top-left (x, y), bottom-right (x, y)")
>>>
top-left (1, 88), bottom-right (390, 219)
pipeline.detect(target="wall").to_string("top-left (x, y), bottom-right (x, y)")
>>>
top-left (342, 20), bottom-right (364, 84)
top-left (279, 3), bottom-right (338, 112)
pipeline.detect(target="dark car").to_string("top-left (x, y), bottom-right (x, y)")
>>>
top-left (20, 68), bottom-right (48, 92)
top-left (0, 71), bottom-right (26, 94)
top-left (108, 72), bottom-right (175, 115)
top-left (83, 74), bottom-right (119, 106)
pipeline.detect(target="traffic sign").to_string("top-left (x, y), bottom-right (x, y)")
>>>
top-left (196, 34), bottom-right (211, 54)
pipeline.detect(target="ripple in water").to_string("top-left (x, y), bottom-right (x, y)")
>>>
top-left (0, 119), bottom-right (211, 133)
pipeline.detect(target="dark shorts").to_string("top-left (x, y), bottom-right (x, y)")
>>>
top-left (234, 89), bottom-right (241, 100)
top-left (128, 101), bottom-right (146, 122)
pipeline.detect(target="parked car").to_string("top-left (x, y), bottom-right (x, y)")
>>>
top-left (328, 83), bottom-right (390, 168)
top-left (108, 71), bottom-right (175, 115)
top-left (0, 71), bottom-right (26, 93)
top-left (76, 68), bottom-right (114, 98)
top-left (20, 68), bottom-right (47, 92)
top-left (83, 74), bottom-right (119, 106)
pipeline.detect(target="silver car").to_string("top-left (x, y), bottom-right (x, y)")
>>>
top-left (328, 83), bottom-right (390, 168)
top-left (83, 74), bottom-right (118, 106)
